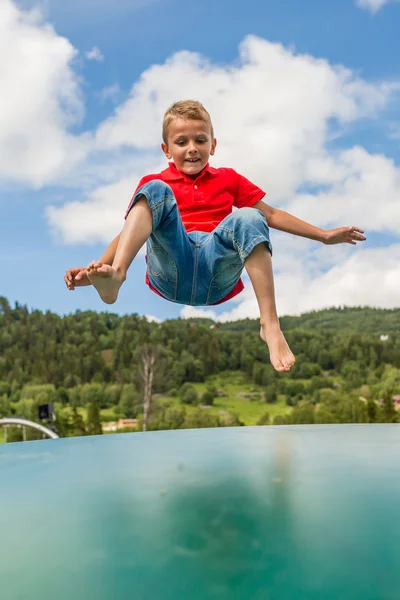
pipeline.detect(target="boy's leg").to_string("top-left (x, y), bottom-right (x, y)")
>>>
top-left (87, 180), bottom-right (194, 304)
top-left (244, 243), bottom-right (295, 372)
top-left (203, 207), bottom-right (295, 372)
top-left (86, 198), bottom-right (153, 304)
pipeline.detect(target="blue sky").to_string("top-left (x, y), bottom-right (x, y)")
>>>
top-left (1, 0), bottom-right (400, 321)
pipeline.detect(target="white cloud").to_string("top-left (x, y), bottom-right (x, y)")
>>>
top-left (94, 37), bottom-right (392, 202)
top-left (285, 146), bottom-right (400, 235)
top-left (44, 35), bottom-right (400, 318)
top-left (355, 0), bottom-right (399, 14)
top-left (274, 243), bottom-right (400, 315)
top-left (181, 306), bottom-right (219, 321)
top-left (145, 314), bottom-right (162, 323)
top-left (46, 173), bottom-right (139, 244)
top-left (0, 0), bottom-right (88, 186)
top-left (99, 83), bottom-right (121, 103)
top-left (2, 10), bottom-right (399, 318)
top-left (49, 36), bottom-right (399, 245)
top-left (181, 243), bottom-right (400, 321)
top-left (46, 157), bottom-right (166, 243)
top-left (85, 46), bottom-right (104, 62)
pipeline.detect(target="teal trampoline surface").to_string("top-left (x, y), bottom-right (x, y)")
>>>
top-left (1, 425), bottom-right (400, 599)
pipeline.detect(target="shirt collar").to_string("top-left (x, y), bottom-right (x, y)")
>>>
top-left (161, 162), bottom-right (218, 182)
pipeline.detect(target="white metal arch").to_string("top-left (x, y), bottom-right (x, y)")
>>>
top-left (0, 418), bottom-right (59, 440)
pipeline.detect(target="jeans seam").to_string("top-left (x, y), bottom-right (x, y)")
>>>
top-left (191, 241), bottom-right (199, 305)
top-left (206, 264), bottom-right (241, 305)
top-left (148, 263), bottom-right (178, 301)
top-left (147, 248), bottom-right (178, 301)
top-left (217, 226), bottom-right (245, 259)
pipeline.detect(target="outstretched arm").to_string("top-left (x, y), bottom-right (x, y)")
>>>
top-left (252, 201), bottom-right (366, 245)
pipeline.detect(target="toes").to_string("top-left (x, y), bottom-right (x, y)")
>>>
top-left (87, 260), bottom-right (100, 270)
top-left (274, 361), bottom-right (287, 373)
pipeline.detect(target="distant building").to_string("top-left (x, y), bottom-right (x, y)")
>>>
top-left (102, 419), bottom-right (138, 433)
top-left (118, 419), bottom-right (138, 429)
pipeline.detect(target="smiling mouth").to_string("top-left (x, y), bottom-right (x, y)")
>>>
top-left (185, 158), bottom-right (201, 163)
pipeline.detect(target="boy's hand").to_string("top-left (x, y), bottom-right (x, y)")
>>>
top-left (323, 226), bottom-right (366, 246)
top-left (64, 267), bottom-right (91, 290)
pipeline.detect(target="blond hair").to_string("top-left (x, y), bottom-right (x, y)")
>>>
top-left (162, 100), bottom-right (214, 143)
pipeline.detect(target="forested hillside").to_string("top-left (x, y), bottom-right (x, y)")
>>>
top-left (0, 296), bottom-right (399, 442)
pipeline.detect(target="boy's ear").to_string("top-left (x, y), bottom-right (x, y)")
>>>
top-left (210, 138), bottom-right (217, 156)
top-left (161, 143), bottom-right (172, 159)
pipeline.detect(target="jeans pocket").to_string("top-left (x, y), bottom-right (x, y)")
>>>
top-left (206, 261), bottom-right (243, 305)
top-left (147, 246), bottom-right (178, 300)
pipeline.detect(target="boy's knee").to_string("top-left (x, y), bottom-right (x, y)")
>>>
top-left (234, 207), bottom-right (268, 228)
top-left (139, 179), bottom-right (173, 198)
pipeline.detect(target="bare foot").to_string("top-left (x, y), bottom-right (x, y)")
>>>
top-left (86, 261), bottom-right (126, 304)
top-left (260, 325), bottom-right (295, 372)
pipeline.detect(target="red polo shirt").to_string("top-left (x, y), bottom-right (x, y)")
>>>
top-left (126, 163), bottom-right (266, 304)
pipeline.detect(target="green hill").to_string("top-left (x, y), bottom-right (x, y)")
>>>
top-left (0, 297), bottom-right (399, 442)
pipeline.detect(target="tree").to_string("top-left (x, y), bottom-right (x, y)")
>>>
top-left (219, 412), bottom-right (244, 427)
top-left (184, 409), bottom-right (219, 429)
top-left (182, 387), bottom-right (198, 405)
top-left (116, 384), bottom-right (140, 418)
top-left (273, 414), bottom-right (291, 425)
top-left (53, 406), bottom-right (72, 437)
top-left (141, 346), bottom-right (157, 432)
top-left (70, 406), bottom-right (87, 437)
top-left (103, 384), bottom-right (122, 408)
top-left (315, 405), bottom-right (339, 424)
top-left (201, 390), bottom-right (214, 405)
top-left (80, 383), bottom-right (105, 408)
top-left (382, 392), bottom-right (397, 423)
top-left (291, 403), bottom-right (315, 424)
top-left (367, 399), bottom-right (378, 423)
top-left (257, 412), bottom-right (270, 426)
top-left (264, 386), bottom-right (277, 404)
top-left (201, 383), bottom-right (217, 406)
top-left (163, 406), bottom-right (186, 430)
top-left (179, 383), bottom-right (198, 405)
top-left (86, 402), bottom-right (102, 435)
top-left (0, 394), bottom-right (10, 418)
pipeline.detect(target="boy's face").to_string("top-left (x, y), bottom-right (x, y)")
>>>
top-left (161, 118), bottom-right (217, 176)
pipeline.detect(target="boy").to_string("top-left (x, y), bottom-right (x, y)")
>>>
top-left (64, 100), bottom-right (365, 372)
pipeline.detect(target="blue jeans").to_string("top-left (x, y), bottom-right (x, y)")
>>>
top-left (127, 180), bottom-right (273, 306)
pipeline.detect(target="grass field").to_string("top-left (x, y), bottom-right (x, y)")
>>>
top-left (72, 372), bottom-right (292, 427)
top-left (0, 372), bottom-right (293, 444)
top-left (157, 372), bottom-right (291, 426)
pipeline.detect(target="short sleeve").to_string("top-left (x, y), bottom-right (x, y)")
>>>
top-left (233, 171), bottom-right (266, 209)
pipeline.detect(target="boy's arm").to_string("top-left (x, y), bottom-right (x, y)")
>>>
top-left (252, 201), bottom-right (365, 245)
top-left (100, 233), bottom-right (121, 264)
top-left (65, 233), bottom-right (122, 290)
